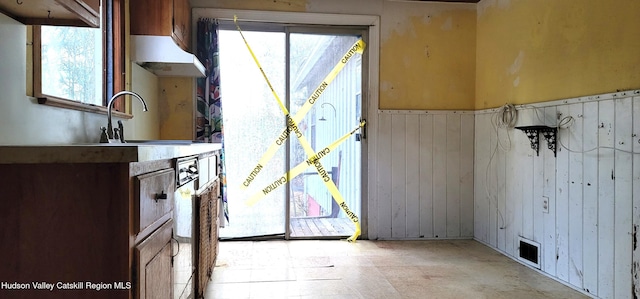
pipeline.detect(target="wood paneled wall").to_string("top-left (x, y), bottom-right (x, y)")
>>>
top-left (474, 92), bottom-right (640, 299)
top-left (373, 110), bottom-right (475, 239)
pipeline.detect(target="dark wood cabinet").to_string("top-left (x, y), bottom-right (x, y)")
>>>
top-left (0, 146), bottom-right (221, 299)
top-left (0, 162), bottom-right (133, 299)
top-left (172, 0), bottom-right (190, 51)
top-left (0, 160), bottom-right (175, 299)
top-left (130, 0), bottom-right (192, 51)
top-left (135, 168), bottom-right (175, 237)
top-left (135, 220), bottom-right (174, 299)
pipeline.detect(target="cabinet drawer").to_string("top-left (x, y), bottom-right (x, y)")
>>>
top-left (135, 168), bottom-right (175, 235)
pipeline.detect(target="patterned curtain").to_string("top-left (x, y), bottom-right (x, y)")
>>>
top-left (196, 19), bottom-right (228, 225)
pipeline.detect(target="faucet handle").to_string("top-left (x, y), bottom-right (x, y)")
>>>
top-left (99, 127), bottom-right (109, 143)
top-left (113, 128), bottom-right (121, 142)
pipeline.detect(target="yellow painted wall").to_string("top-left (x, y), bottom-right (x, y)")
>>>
top-left (129, 64), bottom-right (160, 140)
top-left (191, 0), bottom-right (477, 110)
top-left (380, 3), bottom-right (476, 110)
top-left (476, 0), bottom-right (640, 109)
top-left (158, 77), bottom-right (194, 140)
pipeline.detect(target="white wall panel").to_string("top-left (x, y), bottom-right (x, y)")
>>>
top-left (374, 111), bottom-right (475, 240)
top-left (474, 93), bottom-right (640, 299)
top-left (496, 124), bottom-right (507, 251)
top-left (419, 115), bottom-right (434, 238)
top-left (598, 100), bottom-right (615, 299)
top-left (446, 114), bottom-right (462, 237)
top-left (405, 115), bottom-right (421, 238)
top-left (433, 114), bottom-right (448, 238)
top-left (582, 101), bottom-right (599, 295)
top-left (474, 114), bottom-right (491, 243)
top-left (632, 96), bottom-right (640, 299)
top-left (614, 97), bottom-right (633, 299)
top-left (504, 117), bottom-right (520, 257)
top-left (556, 105), bottom-right (570, 282)
top-left (376, 113), bottom-right (392, 238)
top-left (532, 116), bottom-right (545, 247)
top-left (460, 115), bottom-right (475, 237)
top-left (542, 106), bottom-right (557, 276)
top-left (567, 103), bottom-right (584, 289)
top-left (391, 114), bottom-right (407, 238)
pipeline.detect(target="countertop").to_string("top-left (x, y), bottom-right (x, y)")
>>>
top-left (0, 142), bottom-right (223, 164)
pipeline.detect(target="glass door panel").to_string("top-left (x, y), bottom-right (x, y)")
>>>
top-left (288, 33), bottom-right (362, 238)
top-left (218, 30), bottom-right (287, 239)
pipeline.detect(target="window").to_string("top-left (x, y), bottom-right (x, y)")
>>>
top-left (40, 26), bottom-right (102, 105)
top-left (33, 0), bottom-right (125, 113)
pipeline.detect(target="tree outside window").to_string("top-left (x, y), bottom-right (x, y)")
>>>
top-left (40, 26), bottom-right (102, 106)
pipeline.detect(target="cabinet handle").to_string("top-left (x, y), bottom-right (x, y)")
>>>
top-left (155, 191), bottom-right (168, 201)
top-left (170, 235), bottom-right (180, 266)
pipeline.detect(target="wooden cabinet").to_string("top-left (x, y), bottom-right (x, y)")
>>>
top-left (0, 163), bottom-right (134, 299)
top-left (0, 160), bottom-right (175, 299)
top-left (130, 0), bottom-right (192, 51)
top-left (0, 146), bottom-right (221, 299)
top-left (135, 168), bottom-right (175, 236)
top-left (0, 0), bottom-right (100, 27)
top-left (135, 220), bottom-right (174, 299)
top-left (172, 0), bottom-right (190, 51)
top-left (195, 181), bottom-right (219, 298)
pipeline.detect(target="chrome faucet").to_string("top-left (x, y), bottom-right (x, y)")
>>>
top-left (100, 91), bottom-right (149, 143)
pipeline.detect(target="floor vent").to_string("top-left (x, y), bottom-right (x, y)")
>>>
top-left (518, 237), bottom-right (541, 269)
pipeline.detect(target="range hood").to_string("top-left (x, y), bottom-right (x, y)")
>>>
top-left (131, 35), bottom-right (206, 77)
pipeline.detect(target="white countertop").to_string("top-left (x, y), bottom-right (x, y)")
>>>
top-left (0, 142), bottom-right (222, 164)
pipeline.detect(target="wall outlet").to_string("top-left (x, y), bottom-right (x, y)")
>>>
top-left (542, 196), bottom-right (549, 213)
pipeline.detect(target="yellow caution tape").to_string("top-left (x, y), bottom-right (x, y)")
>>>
top-left (233, 15), bottom-right (288, 114)
top-left (234, 16), bottom-right (363, 242)
top-left (237, 15), bottom-right (366, 190)
top-left (246, 121), bottom-right (365, 206)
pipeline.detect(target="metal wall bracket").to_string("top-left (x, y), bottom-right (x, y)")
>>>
top-left (515, 125), bottom-right (557, 157)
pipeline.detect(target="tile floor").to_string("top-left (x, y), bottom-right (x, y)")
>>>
top-left (204, 239), bottom-right (590, 299)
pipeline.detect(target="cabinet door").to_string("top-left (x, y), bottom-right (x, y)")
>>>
top-left (135, 219), bottom-right (173, 299)
top-left (172, 0), bottom-right (190, 50)
top-left (130, 0), bottom-right (172, 36)
top-left (195, 181), bottom-right (219, 298)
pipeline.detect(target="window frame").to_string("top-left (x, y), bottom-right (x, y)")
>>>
top-left (32, 0), bottom-right (129, 116)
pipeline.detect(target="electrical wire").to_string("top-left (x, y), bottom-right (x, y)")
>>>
top-left (484, 104), bottom-right (518, 230)
top-left (495, 103), bottom-right (518, 128)
top-left (556, 115), bottom-right (640, 154)
top-left (490, 104), bottom-right (517, 152)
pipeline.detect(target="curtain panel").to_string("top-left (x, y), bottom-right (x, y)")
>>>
top-left (196, 19), bottom-right (228, 224)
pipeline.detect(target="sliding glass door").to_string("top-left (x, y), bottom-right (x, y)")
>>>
top-left (219, 24), bottom-right (365, 240)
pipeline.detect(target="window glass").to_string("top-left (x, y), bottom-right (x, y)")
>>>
top-left (40, 25), bottom-right (102, 105)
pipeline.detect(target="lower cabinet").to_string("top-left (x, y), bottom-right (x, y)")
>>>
top-left (135, 220), bottom-right (174, 299)
top-left (0, 146), bottom-right (222, 299)
top-left (195, 179), bottom-right (220, 298)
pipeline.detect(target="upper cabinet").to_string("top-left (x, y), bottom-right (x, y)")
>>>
top-left (130, 0), bottom-right (191, 51)
top-left (0, 0), bottom-right (100, 27)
